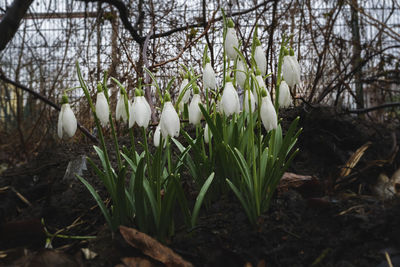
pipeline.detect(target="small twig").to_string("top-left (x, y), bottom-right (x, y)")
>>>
top-left (342, 102), bottom-right (400, 114)
top-left (385, 251), bottom-right (394, 267)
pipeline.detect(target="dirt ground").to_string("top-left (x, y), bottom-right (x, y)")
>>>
top-left (1, 106), bottom-right (400, 267)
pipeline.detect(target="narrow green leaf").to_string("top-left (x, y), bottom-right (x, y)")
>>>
top-left (191, 172), bottom-right (214, 227)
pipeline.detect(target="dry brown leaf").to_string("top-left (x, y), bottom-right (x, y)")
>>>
top-left (120, 257), bottom-right (155, 267)
top-left (339, 141), bottom-right (372, 178)
top-left (119, 226), bottom-right (193, 267)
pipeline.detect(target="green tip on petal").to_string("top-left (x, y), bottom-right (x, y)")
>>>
top-left (283, 47), bottom-right (289, 56)
top-left (97, 83), bottom-right (103, 93)
top-left (254, 38), bottom-right (261, 47)
top-left (255, 68), bottom-right (261, 76)
top-left (164, 91), bottom-right (171, 102)
top-left (227, 18), bottom-right (235, 28)
top-left (193, 84), bottom-right (200, 94)
top-left (261, 89), bottom-right (268, 97)
top-left (225, 75), bottom-right (232, 83)
top-left (61, 93), bottom-right (69, 104)
top-left (135, 88), bottom-right (141, 96)
top-left (289, 48), bottom-right (295, 56)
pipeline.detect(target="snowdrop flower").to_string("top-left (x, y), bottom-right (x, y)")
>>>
top-left (160, 92), bottom-right (180, 137)
top-left (224, 19), bottom-right (239, 60)
top-left (221, 79), bottom-right (240, 116)
top-left (243, 89), bottom-right (256, 113)
top-left (253, 70), bottom-right (267, 104)
top-left (260, 90), bottom-right (277, 132)
top-left (278, 81), bottom-right (292, 108)
top-left (254, 39), bottom-right (266, 76)
top-left (116, 92), bottom-right (129, 123)
top-left (203, 60), bottom-right (216, 90)
top-left (188, 88), bottom-right (202, 125)
top-left (282, 53), bottom-right (301, 88)
top-left (204, 123), bottom-right (212, 144)
top-left (236, 59), bottom-right (246, 88)
top-left (130, 90), bottom-right (151, 129)
top-left (178, 77), bottom-right (190, 104)
top-left (154, 125), bottom-right (161, 147)
top-left (57, 94), bottom-right (77, 138)
top-left (95, 85), bottom-right (109, 126)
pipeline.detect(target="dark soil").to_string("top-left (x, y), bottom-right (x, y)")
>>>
top-left (1, 106), bottom-right (400, 267)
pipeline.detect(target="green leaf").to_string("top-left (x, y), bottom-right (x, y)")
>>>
top-left (226, 178), bottom-right (255, 225)
top-left (191, 172), bottom-right (214, 227)
top-left (76, 174), bottom-right (115, 231)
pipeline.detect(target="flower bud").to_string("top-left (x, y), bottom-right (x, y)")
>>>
top-left (96, 92), bottom-right (109, 126)
top-left (160, 101), bottom-right (180, 137)
top-left (282, 55), bottom-right (301, 88)
top-left (221, 82), bottom-right (240, 116)
top-left (189, 93), bottom-right (202, 125)
top-left (260, 95), bottom-right (277, 132)
top-left (203, 62), bottom-right (216, 90)
top-left (57, 96), bottom-right (77, 138)
top-left (278, 81), bottom-right (292, 108)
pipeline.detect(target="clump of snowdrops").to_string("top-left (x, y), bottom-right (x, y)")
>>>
top-left (57, 10), bottom-right (302, 239)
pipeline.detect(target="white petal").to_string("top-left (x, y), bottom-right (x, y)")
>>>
top-left (253, 75), bottom-right (267, 104)
top-left (204, 123), bottom-right (212, 144)
top-left (224, 28), bottom-right (239, 60)
top-left (116, 94), bottom-right (128, 122)
top-left (62, 103), bottom-right (77, 138)
top-left (203, 63), bottom-right (216, 90)
top-left (178, 79), bottom-right (190, 104)
top-left (96, 92), bottom-right (109, 126)
top-left (129, 100), bottom-right (135, 128)
top-left (160, 101), bottom-right (180, 137)
top-left (221, 82), bottom-right (240, 116)
top-left (154, 125), bottom-right (161, 147)
top-left (135, 96), bottom-right (151, 128)
top-left (236, 59), bottom-right (246, 88)
top-left (57, 105), bottom-right (64, 139)
top-left (282, 55), bottom-right (301, 88)
top-left (254, 45), bottom-right (267, 76)
top-left (243, 90), bottom-right (256, 113)
top-left (188, 94), bottom-right (202, 125)
top-left (260, 96), bottom-right (277, 132)
top-left (278, 81), bottom-right (292, 108)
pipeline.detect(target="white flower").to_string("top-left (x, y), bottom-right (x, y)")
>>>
top-left (253, 75), bottom-right (267, 104)
top-left (57, 103), bottom-right (77, 138)
top-left (224, 27), bottom-right (239, 60)
top-left (154, 125), bottom-right (161, 147)
top-left (236, 59), bottom-right (246, 88)
top-left (96, 92), bottom-right (109, 126)
top-left (203, 63), bottom-right (216, 90)
top-left (130, 96), bottom-right (151, 128)
top-left (260, 95), bottom-right (278, 132)
top-left (278, 81), bottom-right (292, 108)
top-left (189, 94), bottom-right (202, 125)
top-left (282, 55), bottom-right (301, 88)
top-left (116, 93), bottom-right (129, 123)
top-left (221, 82), bottom-right (240, 116)
top-left (243, 90), bottom-right (256, 113)
top-left (160, 101), bottom-right (180, 137)
top-left (204, 123), bottom-right (212, 144)
top-left (254, 45), bottom-right (267, 76)
top-left (178, 78), bottom-right (190, 104)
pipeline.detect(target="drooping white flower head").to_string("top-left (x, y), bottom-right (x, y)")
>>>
top-left (57, 95), bottom-right (77, 139)
top-left (221, 80), bottom-right (240, 116)
top-left (204, 123), bottom-right (212, 144)
top-left (96, 91), bottom-right (109, 126)
top-left (254, 40), bottom-right (267, 76)
top-left (178, 78), bottom-right (190, 104)
top-left (130, 90), bottom-right (151, 129)
top-left (243, 89), bottom-right (256, 113)
top-left (236, 59), bottom-right (246, 88)
top-left (282, 54), bottom-right (301, 88)
top-left (253, 71), bottom-right (267, 104)
top-left (278, 81), bottom-right (292, 108)
top-left (260, 91), bottom-right (278, 132)
top-left (116, 92), bottom-right (129, 123)
top-left (160, 93), bottom-right (180, 137)
top-left (188, 92), bottom-right (202, 125)
top-left (203, 61), bottom-right (217, 90)
top-left (224, 19), bottom-right (239, 60)
top-left (154, 124), bottom-right (161, 147)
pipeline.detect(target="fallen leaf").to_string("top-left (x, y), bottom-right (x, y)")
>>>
top-left (121, 257), bottom-right (154, 267)
top-left (119, 226), bottom-right (193, 267)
